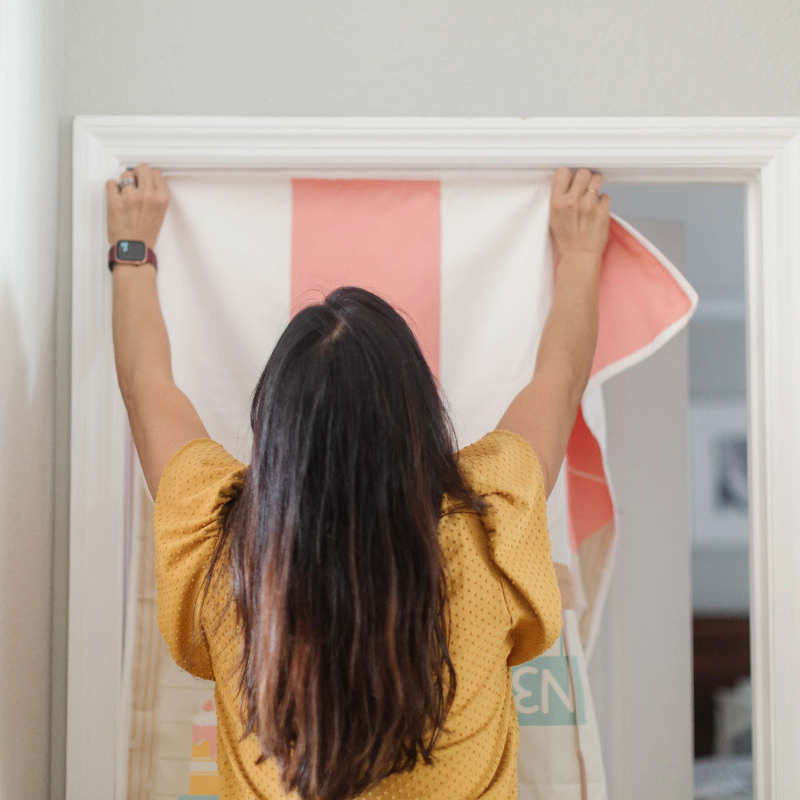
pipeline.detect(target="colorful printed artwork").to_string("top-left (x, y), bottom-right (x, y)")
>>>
top-left (125, 489), bottom-right (222, 800)
top-left (512, 633), bottom-right (587, 727)
top-left (184, 699), bottom-right (220, 797)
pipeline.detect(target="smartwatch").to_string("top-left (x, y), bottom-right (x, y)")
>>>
top-left (108, 240), bottom-right (158, 272)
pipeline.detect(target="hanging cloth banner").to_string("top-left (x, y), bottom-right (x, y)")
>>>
top-left (121, 171), bottom-right (696, 800)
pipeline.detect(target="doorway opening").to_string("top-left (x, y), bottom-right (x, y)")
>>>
top-left (70, 117), bottom-right (800, 800)
top-left (589, 183), bottom-right (751, 800)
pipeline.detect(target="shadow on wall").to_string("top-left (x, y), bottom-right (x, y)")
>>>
top-left (0, 287), bottom-right (54, 798)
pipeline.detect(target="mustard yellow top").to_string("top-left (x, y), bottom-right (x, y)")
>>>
top-left (154, 429), bottom-right (561, 799)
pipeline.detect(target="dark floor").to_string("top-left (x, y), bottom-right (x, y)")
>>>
top-left (693, 616), bottom-right (750, 757)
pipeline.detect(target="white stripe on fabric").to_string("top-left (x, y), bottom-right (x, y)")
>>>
top-left (547, 470), bottom-right (572, 566)
top-left (439, 173), bottom-right (572, 565)
top-left (439, 173), bottom-right (553, 449)
top-left (158, 172), bottom-right (292, 461)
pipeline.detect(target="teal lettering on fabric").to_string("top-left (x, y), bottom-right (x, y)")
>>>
top-left (511, 656), bottom-right (586, 726)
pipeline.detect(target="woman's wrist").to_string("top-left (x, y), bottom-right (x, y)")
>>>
top-left (557, 248), bottom-right (602, 271)
top-left (556, 250), bottom-right (601, 295)
top-left (112, 262), bottom-right (157, 279)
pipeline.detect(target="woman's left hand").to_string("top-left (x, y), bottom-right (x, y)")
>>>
top-left (106, 163), bottom-right (170, 250)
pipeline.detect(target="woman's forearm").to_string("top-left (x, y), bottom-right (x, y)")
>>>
top-left (111, 256), bottom-right (208, 495)
top-left (106, 164), bottom-right (207, 497)
top-left (497, 168), bottom-right (609, 496)
top-left (112, 264), bottom-right (173, 405)
top-left (498, 252), bottom-right (600, 495)
top-left (533, 251), bottom-right (600, 416)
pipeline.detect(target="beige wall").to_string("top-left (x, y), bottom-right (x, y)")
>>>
top-left (36, 1), bottom-right (800, 798)
top-left (61, 0), bottom-right (800, 117)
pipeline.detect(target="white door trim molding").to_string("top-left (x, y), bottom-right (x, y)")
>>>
top-left (69, 116), bottom-right (800, 799)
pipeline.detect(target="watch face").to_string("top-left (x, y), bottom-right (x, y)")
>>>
top-left (116, 240), bottom-right (147, 262)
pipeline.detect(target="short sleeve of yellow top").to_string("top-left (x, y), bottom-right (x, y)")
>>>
top-left (154, 428), bottom-right (562, 800)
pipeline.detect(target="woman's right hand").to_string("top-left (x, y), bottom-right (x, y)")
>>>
top-left (549, 167), bottom-right (610, 262)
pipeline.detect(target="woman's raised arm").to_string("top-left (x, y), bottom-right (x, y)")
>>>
top-left (497, 167), bottom-right (610, 497)
top-left (107, 164), bottom-right (208, 498)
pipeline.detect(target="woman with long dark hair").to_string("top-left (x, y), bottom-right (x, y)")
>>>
top-left (107, 165), bottom-right (609, 800)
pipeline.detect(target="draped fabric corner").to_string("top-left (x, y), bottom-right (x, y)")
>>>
top-left (119, 171), bottom-right (696, 800)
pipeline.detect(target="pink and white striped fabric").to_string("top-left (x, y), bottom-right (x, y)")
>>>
top-left (148, 171), bottom-right (696, 799)
top-left (157, 171), bottom-right (695, 645)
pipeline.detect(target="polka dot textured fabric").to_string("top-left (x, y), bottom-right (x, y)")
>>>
top-left (154, 429), bottom-right (562, 799)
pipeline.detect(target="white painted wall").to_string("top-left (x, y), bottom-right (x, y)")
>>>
top-left (47, 2), bottom-right (800, 797)
top-left (60, 0), bottom-right (800, 117)
top-left (0, 0), bottom-right (62, 798)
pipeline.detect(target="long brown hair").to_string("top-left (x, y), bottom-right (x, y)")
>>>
top-left (205, 287), bottom-right (484, 800)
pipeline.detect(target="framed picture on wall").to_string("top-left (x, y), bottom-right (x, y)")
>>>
top-left (690, 401), bottom-right (749, 549)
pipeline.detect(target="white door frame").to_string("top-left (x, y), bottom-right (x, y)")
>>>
top-left (69, 116), bottom-right (800, 799)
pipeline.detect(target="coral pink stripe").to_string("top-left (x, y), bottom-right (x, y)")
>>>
top-left (591, 219), bottom-right (694, 377)
top-left (566, 407), bottom-right (614, 552)
top-left (291, 179), bottom-right (441, 377)
top-left (565, 219), bottom-right (693, 552)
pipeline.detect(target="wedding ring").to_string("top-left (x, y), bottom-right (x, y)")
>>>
top-left (119, 177), bottom-right (136, 188)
